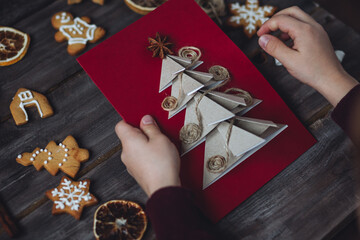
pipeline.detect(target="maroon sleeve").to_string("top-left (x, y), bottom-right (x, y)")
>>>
top-left (331, 84), bottom-right (360, 142)
top-left (146, 186), bottom-right (217, 240)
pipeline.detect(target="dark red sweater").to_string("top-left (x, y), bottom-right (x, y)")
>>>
top-left (146, 84), bottom-right (360, 240)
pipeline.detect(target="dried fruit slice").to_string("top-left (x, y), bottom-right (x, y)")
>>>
top-left (0, 26), bottom-right (30, 66)
top-left (94, 200), bottom-right (147, 240)
top-left (124, 0), bottom-right (166, 15)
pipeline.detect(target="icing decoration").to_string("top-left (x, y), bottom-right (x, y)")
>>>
top-left (228, 0), bottom-right (276, 38)
top-left (16, 135), bottom-right (89, 178)
top-left (60, 17), bottom-right (96, 45)
top-left (10, 88), bottom-right (54, 125)
top-left (46, 176), bottom-right (98, 220)
top-left (17, 90), bottom-right (43, 121)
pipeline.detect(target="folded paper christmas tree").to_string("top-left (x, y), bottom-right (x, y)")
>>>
top-left (78, 0), bottom-right (316, 222)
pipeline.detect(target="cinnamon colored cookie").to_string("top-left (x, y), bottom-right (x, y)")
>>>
top-left (16, 135), bottom-right (89, 178)
top-left (10, 88), bottom-right (53, 125)
top-left (227, 0), bottom-right (276, 38)
top-left (0, 26), bottom-right (30, 66)
top-left (46, 176), bottom-right (98, 220)
top-left (51, 12), bottom-right (105, 55)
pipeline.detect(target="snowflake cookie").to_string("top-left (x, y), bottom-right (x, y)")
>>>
top-left (227, 0), bottom-right (276, 38)
top-left (46, 176), bottom-right (98, 220)
top-left (51, 12), bottom-right (106, 55)
top-left (16, 135), bottom-right (89, 178)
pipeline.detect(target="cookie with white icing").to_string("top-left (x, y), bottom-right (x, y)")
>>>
top-left (46, 176), bottom-right (98, 220)
top-left (51, 12), bottom-right (106, 55)
top-left (10, 88), bottom-right (53, 125)
top-left (16, 135), bottom-right (89, 178)
top-left (227, 0), bottom-right (276, 38)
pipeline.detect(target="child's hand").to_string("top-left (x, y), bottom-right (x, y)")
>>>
top-left (115, 115), bottom-right (181, 197)
top-left (257, 6), bottom-right (358, 106)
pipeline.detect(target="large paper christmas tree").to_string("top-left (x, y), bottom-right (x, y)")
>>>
top-left (157, 45), bottom-right (287, 189)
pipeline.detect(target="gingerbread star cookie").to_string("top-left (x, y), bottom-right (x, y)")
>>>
top-left (228, 0), bottom-right (276, 38)
top-left (16, 135), bottom-right (89, 178)
top-left (46, 176), bottom-right (98, 220)
top-left (51, 12), bottom-right (106, 55)
top-left (10, 88), bottom-right (54, 126)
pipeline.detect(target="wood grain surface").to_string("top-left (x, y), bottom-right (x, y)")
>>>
top-left (0, 0), bottom-right (359, 239)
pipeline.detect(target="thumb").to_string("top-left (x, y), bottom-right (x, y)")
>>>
top-left (140, 115), bottom-right (162, 139)
top-left (258, 34), bottom-right (295, 65)
top-left (115, 120), bottom-right (146, 145)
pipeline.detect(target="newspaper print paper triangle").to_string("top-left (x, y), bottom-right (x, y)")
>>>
top-left (159, 55), bottom-right (203, 92)
top-left (181, 93), bottom-right (235, 156)
top-left (203, 117), bottom-right (287, 189)
top-left (168, 73), bottom-right (205, 118)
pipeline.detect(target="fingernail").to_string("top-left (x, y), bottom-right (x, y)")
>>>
top-left (259, 35), bottom-right (270, 49)
top-left (142, 115), bottom-right (154, 125)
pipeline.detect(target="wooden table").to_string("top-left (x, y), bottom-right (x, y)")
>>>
top-left (1, 0), bottom-right (359, 239)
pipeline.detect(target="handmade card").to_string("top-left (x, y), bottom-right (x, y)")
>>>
top-left (78, 0), bottom-right (316, 222)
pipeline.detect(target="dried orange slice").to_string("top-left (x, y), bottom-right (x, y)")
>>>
top-left (124, 0), bottom-right (166, 15)
top-left (0, 26), bottom-right (30, 66)
top-left (93, 200), bottom-right (147, 240)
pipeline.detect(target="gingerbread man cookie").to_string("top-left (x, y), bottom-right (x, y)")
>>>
top-left (16, 135), bottom-right (89, 178)
top-left (51, 12), bottom-right (105, 55)
top-left (228, 0), bottom-right (276, 38)
top-left (10, 88), bottom-right (53, 126)
top-left (46, 176), bottom-right (98, 220)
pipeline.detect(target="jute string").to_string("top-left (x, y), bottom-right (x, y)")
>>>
top-left (180, 65), bottom-right (230, 144)
top-left (224, 88), bottom-right (254, 105)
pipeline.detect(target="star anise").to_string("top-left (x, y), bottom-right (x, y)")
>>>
top-left (147, 32), bottom-right (173, 59)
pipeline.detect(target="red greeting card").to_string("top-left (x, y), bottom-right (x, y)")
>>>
top-left (78, 0), bottom-right (316, 222)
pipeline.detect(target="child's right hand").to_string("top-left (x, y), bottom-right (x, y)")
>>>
top-left (257, 6), bottom-right (358, 106)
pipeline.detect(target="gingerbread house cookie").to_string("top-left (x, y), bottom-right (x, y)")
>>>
top-left (10, 88), bottom-right (53, 125)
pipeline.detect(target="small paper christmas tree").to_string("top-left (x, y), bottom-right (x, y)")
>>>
top-left (148, 34), bottom-right (287, 189)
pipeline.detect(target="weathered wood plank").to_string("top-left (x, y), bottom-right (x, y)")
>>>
top-left (0, 0), bottom-right (141, 119)
top-left (0, 0), bottom-right (54, 26)
top-left (216, 117), bottom-right (355, 239)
